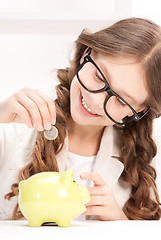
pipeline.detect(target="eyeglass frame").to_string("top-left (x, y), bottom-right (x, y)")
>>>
top-left (76, 48), bottom-right (149, 125)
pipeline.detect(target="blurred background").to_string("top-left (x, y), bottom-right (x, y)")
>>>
top-left (0, 0), bottom-right (161, 135)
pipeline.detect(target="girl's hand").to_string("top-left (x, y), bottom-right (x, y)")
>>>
top-left (0, 88), bottom-right (56, 131)
top-left (80, 172), bottom-right (128, 221)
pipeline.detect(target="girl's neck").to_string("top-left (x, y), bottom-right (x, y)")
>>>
top-left (67, 119), bottom-right (105, 156)
top-left (68, 119), bottom-right (105, 142)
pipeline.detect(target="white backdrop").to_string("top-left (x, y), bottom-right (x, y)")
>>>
top-left (0, 0), bottom-right (132, 99)
top-left (0, 33), bottom-right (76, 98)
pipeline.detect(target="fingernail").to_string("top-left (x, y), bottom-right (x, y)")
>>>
top-left (38, 124), bottom-right (44, 131)
top-left (80, 173), bottom-right (86, 178)
top-left (52, 118), bottom-right (56, 125)
top-left (45, 122), bottom-right (52, 130)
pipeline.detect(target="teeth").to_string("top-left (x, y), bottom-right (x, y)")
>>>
top-left (81, 96), bottom-right (97, 115)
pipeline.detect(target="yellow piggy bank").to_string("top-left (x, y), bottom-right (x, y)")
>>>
top-left (18, 169), bottom-right (90, 227)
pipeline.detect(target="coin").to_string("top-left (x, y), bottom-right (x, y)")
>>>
top-left (44, 126), bottom-right (58, 140)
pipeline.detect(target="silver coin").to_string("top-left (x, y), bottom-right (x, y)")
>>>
top-left (44, 126), bottom-right (58, 140)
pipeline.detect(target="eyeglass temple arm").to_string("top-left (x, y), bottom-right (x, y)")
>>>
top-left (84, 47), bottom-right (92, 57)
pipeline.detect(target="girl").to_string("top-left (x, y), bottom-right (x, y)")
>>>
top-left (0, 17), bottom-right (161, 221)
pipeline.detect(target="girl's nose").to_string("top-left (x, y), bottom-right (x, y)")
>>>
top-left (90, 92), bottom-right (107, 110)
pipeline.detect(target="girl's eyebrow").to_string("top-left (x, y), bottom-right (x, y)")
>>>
top-left (98, 61), bottom-right (138, 104)
top-left (120, 90), bottom-right (137, 104)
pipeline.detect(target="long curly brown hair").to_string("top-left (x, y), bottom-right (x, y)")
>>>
top-left (5, 18), bottom-right (161, 220)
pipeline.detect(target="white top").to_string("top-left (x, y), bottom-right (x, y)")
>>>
top-left (66, 151), bottom-right (96, 188)
top-left (66, 152), bottom-right (96, 221)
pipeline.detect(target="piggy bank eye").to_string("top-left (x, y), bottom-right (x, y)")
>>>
top-left (73, 180), bottom-right (80, 187)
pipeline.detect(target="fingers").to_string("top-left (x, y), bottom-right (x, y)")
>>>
top-left (34, 90), bottom-right (56, 125)
top-left (87, 185), bottom-right (110, 196)
top-left (80, 172), bottom-right (106, 186)
top-left (25, 91), bottom-right (53, 130)
top-left (11, 101), bottom-right (34, 128)
top-left (13, 88), bottom-right (56, 131)
top-left (82, 206), bottom-right (104, 216)
top-left (16, 94), bottom-right (45, 131)
top-left (86, 195), bottom-right (107, 206)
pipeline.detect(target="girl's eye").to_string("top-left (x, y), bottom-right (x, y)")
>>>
top-left (95, 71), bottom-right (104, 82)
top-left (116, 97), bottom-right (127, 107)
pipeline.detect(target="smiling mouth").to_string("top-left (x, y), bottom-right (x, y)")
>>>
top-left (79, 92), bottom-right (101, 117)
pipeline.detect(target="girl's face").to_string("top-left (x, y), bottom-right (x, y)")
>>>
top-left (70, 51), bottom-right (148, 127)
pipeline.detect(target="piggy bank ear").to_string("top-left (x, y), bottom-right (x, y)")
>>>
top-left (61, 169), bottom-right (73, 187)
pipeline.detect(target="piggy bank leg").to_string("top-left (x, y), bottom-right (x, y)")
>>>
top-left (28, 218), bottom-right (43, 227)
top-left (57, 219), bottom-right (71, 227)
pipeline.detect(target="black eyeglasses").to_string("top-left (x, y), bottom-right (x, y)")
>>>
top-left (76, 48), bottom-right (149, 125)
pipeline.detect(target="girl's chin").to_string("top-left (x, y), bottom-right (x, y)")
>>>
top-left (70, 112), bottom-right (88, 125)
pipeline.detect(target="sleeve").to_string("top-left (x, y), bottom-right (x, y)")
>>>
top-left (0, 123), bottom-right (14, 170)
top-left (0, 123), bottom-right (37, 220)
top-left (0, 123), bottom-right (37, 172)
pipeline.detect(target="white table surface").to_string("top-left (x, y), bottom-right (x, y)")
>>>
top-left (0, 220), bottom-right (161, 240)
